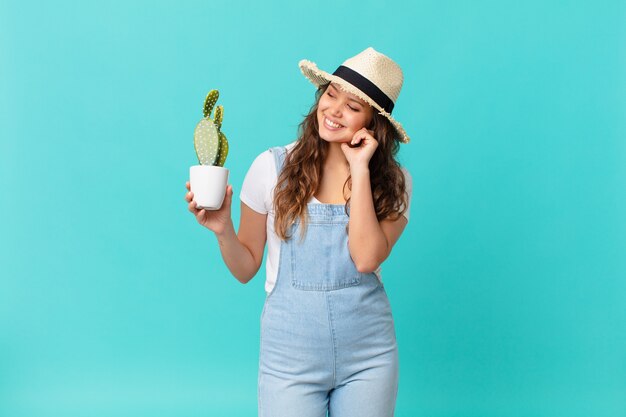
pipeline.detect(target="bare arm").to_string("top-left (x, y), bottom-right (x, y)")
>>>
top-left (342, 128), bottom-right (408, 273)
top-left (215, 202), bottom-right (267, 283)
top-left (348, 167), bottom-right (407, 273)
top-left (185, 182), bottom-right (267, 283)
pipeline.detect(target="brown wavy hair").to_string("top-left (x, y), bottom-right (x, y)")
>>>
top-left (273, 83), bottom-right (408, 240)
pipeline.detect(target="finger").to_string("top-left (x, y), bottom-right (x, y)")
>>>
top-left (352, 129), bottom-right (369, 140)
top-left (350, 134), bottom-right (365, 146)
top-left (352, 131), bottom-right (375, 146)
top-left (224, 185), bottom-right (234, 206)
top-left (186, 181), bottom-right (190, 190)
top-left (185, 191), bottom-right (193, 202)
top-left (188, 200), bottom-right (199, 213)
top-left (359, 127), bottom-right (375, 136)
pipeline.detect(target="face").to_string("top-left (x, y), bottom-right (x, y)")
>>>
top-left (317, 82), bottom-right (373, 144)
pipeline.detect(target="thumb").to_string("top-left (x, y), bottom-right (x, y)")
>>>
top-left (225, 184), bottom-right (234, 205)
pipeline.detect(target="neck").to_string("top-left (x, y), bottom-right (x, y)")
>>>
top-left (324, 142), bottom-right (350, 170)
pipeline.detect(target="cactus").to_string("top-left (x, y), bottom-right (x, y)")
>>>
top-left (194, 89), bottom-right (229, 166)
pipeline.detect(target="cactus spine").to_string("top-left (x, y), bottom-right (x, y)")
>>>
top-left (194, 89), bottom-right (229, 166)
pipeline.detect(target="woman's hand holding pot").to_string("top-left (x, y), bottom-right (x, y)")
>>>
top-left (185, 181), bottom-right (233, 235)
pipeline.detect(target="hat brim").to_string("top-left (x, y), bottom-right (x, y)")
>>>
top-left (299, 59), bottom-right (410, 144)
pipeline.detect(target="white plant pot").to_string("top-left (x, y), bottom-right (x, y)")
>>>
top-left (189, 165), bottom-right (229, 210)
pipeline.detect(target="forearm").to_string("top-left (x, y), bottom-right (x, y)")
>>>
top-left (214, 219), bottom-right (258, 283)
top-left (348, 167), bottom-right (389, 272)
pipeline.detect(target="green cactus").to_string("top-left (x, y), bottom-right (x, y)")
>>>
top-left (203, 90), bottom-right (219, 118)
top-left (215, 131), bottom-right (229, 166)
top-left (194, 89), bottom-right (229, 167)
top-left (214, 105), bottom-right (223, 130)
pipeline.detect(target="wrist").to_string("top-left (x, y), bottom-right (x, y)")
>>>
top-left (215, 218), bottom-right (235, 240)
top-left (350, 165), bottom-right (370, 177)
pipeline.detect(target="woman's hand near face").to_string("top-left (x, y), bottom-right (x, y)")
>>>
top-left (340, 128), bottom-right (378, 171)
top-left (185, 181), bottom-right (233, 235)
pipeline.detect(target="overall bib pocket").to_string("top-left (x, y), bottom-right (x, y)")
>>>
top-left (290, 221), bottom-right (361, 291)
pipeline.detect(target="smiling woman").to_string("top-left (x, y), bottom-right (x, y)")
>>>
top-left (185, 47), bottom-right (412, 417)
top-left (317, 83), bottom-right (374, 144)
top-left (274, 75), bottom-right (410, 242)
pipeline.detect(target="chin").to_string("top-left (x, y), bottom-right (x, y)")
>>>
top-left (319, 131), bottom-right (348, 144)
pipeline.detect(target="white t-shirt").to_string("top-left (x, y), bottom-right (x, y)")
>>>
top-left (240, 141), bottom-right (413, 293)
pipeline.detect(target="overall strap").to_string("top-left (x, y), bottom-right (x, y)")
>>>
top-left (270, 146), bottom-right (288, 175)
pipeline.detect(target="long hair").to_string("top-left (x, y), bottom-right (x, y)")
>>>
top-left (273, 83), bottom-right (408, 240)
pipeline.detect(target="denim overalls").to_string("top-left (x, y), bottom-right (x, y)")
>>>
top-left (258, 146), bottom-right (399, 417)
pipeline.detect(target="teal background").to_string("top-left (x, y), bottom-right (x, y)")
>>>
top-left (1, 0), bottom-right (625, 416)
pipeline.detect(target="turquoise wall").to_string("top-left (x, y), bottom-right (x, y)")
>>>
top-left (1, 0), bottom-right (624, 416)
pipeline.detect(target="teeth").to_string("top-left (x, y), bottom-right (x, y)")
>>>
top-left (325, 117), bottom-right (342, 128)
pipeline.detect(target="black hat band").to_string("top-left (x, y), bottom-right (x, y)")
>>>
top-left (332, 65), bottom-right (395, 114)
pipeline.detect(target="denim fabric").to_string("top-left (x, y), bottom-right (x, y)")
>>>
top-left (258, 146), bottom-right (399, 417)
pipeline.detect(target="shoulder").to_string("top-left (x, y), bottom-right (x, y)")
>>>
top-left (240, 149), bottom-right (276, 214)
top-left (248, 142), bottom-right (296, 178)
top-left (261, 141), bottom-right (293, 161)
top-left (250, 148), bottom-right (275, 171)
top-left (274, 140), bottom-right (297, 159)
top-left (252, 141), bottom-right (296, 168)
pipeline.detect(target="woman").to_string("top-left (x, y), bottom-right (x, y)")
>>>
top-left (185, 47), bottom-right (412, 416)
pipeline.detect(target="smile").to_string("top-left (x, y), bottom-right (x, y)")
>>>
top-left (324, 117), bottom-right (344, 130)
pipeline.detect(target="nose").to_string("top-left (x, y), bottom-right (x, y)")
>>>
top-left (328, 101), bottom-right (343, 117)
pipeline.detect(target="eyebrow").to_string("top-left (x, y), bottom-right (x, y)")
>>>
top-left (329, 83), bottom-right (364, 106)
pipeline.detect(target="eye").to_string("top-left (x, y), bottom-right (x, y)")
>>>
top-left (327, 91), bottom-right (334, 98)
top-left (348, 106), bottom-right (359, 112)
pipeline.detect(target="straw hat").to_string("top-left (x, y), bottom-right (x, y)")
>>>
top-left (299, 47), bottom-right (410, 143)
